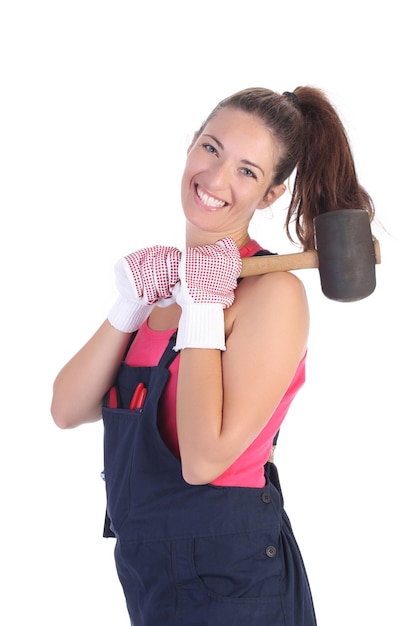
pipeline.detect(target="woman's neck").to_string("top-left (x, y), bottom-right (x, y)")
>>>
top-left (185, 223), bottom-right (251, 250)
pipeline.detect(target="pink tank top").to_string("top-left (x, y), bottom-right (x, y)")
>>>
top-left (125, 241), bottom-right (306, 487)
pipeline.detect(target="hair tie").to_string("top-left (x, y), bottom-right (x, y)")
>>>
top-left (283, 91), bottom-right (299, 108)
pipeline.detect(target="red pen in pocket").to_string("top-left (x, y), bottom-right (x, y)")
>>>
top-left (129, 382), bottom-right (147, 410)
top-left (105, 386), bottom-right (119, 408)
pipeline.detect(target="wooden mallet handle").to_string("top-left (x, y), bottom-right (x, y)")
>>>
top-left (240, 240), bottom-right (381, 276)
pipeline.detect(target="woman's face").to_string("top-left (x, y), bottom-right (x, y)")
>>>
top-left (181, 107), bottom-right (285, 245)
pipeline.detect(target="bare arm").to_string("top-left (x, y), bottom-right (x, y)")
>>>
top-left (50, 320), bottom-right (131, 429)
top-left (176, 271), bottom-right (309, 484)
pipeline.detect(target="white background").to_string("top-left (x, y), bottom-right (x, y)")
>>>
top-left (1, 1), bottom-right (415, 624)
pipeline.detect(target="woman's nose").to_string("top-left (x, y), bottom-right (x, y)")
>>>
top-left (207, 160), bottom-right (233, 189)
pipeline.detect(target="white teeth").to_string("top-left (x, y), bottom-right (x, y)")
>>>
top-left (196, 186), bottom-right (226, 208)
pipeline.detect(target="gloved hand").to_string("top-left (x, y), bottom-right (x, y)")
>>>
top-left (108, 245), bottom-right (181, 332)
top-left (174, 238), bottom-right (242, 351)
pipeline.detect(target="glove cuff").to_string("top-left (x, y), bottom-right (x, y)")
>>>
top-left (174, 303), bottom-right (226, 351)
top-left (107, 296), bottom-right (154, 333)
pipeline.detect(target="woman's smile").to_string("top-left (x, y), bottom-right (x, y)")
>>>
top-left (195, 184), bottom-right (228, 210)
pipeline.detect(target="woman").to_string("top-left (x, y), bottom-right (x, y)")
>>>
top-left (51, 87), bottom-right (374, 625)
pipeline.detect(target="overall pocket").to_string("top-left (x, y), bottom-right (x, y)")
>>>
top-left (102, 407), bottom-right (142, 533)
top-left (175, 529), bottom-right (286, 624)
top-left (191, 528), bottom-right (284, 605)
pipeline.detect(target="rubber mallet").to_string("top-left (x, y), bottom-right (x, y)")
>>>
top-left (240, 209), bottom-right (380, 302)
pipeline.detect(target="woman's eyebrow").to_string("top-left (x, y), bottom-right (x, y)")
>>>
top-left (241, 159), bottom-right (265, 177)
top-left (202, 134), bottom-right (265, 176)
top-left (202, 134), bottom-right (224, 150)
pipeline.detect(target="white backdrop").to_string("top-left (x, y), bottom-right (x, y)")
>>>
top-left (1, 1), bottom-right (415, 624)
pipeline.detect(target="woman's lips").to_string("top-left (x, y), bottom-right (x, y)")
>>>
top-left (195, 184), bottom-right (227, 209)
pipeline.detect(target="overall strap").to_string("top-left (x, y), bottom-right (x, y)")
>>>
top-left (123, 330), bottom-right (138, 360)
top-left (157, 331), bottom-right (179, 370)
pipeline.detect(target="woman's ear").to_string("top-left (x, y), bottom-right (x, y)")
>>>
top-left (258, 183), bottom-right (287, 210)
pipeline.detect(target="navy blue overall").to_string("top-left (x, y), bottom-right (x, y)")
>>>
top-left (102, 332), bottom-right (316, 625)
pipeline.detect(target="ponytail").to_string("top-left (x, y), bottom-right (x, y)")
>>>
top-left (288, 87), bottom-right (375, 250)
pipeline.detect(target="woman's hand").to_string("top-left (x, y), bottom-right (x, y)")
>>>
top-left (108, 245), bottom-right (181, 332)
top-left (174, 238), bottom-right (242, 351)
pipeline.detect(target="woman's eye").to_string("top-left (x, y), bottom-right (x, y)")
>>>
top-left (202, 143), bottom-right (217, 155)
top-left (240, 167), bottom-right (256, 179)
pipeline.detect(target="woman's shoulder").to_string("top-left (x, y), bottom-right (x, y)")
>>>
top-left (238, 269), bottom-right (307, 307)
top-left (226, 269), bottom-right (309, 344)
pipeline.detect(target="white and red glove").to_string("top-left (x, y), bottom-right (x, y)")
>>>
top-left (174, 238), bottom-right (242, 351)
top-left (108, 245), bottom-right (180, 332)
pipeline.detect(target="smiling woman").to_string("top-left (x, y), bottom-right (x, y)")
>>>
top-left (51, 86), bottom-right (375, 625)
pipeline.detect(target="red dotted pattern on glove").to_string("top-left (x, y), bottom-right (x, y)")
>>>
top-left (182, 238), bottom-right (242, 307)
top-left (124, 245), bottom-right (180, 303)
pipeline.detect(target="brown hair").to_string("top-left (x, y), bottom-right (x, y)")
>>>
top-left (199, 87), bottom-right (375, 251)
